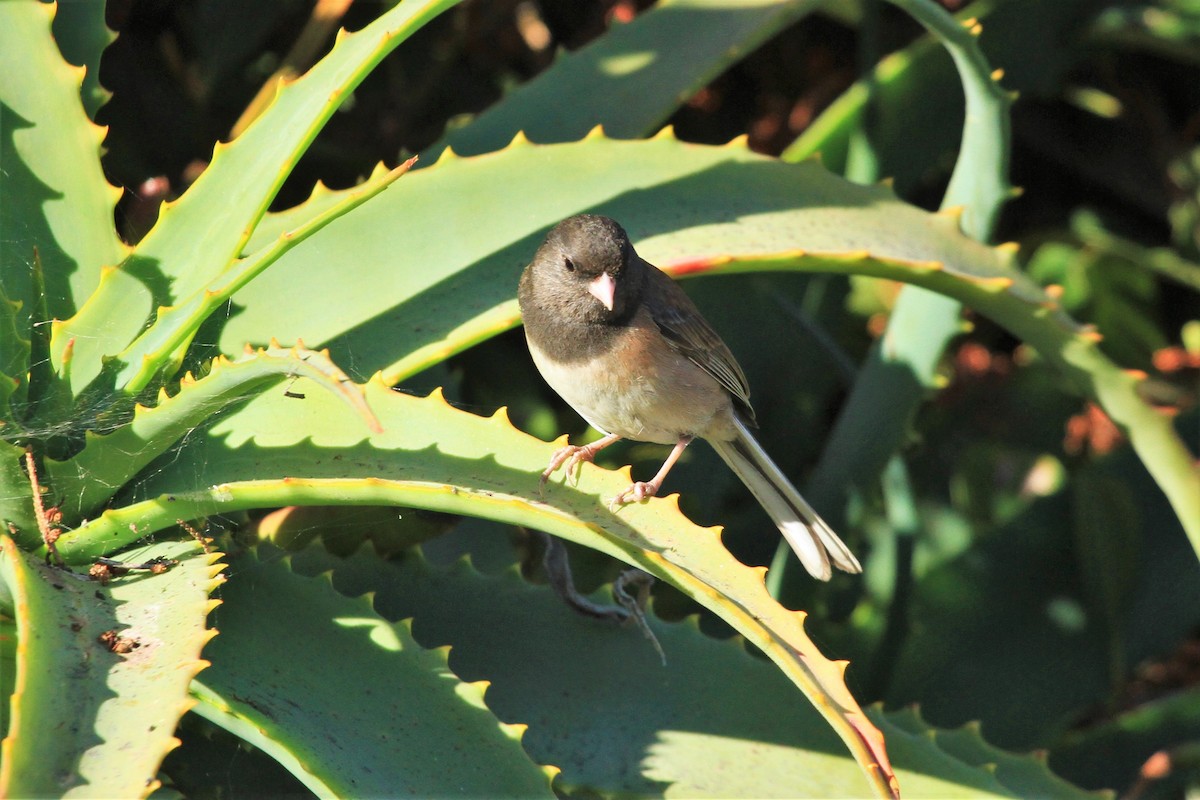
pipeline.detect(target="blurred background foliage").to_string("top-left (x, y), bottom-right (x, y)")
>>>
top-left (89, 0), bottom-right (1199, 795)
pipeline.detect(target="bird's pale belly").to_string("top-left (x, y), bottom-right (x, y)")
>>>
top-left (527, 333), bottom-right (733, 445)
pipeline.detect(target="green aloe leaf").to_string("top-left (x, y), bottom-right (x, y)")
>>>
top-left (783, 0), bottom-right (1109, 192)
top-left (0, 0), bottom-right (126, 325)
top-left (777, 0), bottom-right (1015, 594)
top-left (433, 0), bottom-right (822, 158)
top-left (882, 445), bottom-right (1199, 750)
top-left (225, 132), bottom-right (1018, 383)
top-left (51, 0), bottom-right (461, 397)
top-left (286, 539), bottom-right (1098, 798)
top-left (51, 0), bottom-right (114, 119)
top-left (0, 441), bottom-right (34, 543)
top-left (0, 536), bottom-right (221, 799)
top-left (115, 158), bottom-right (414, 396)
top-left (0, 282), bottom-right (28, 420)
top-left (52, 378), bottom-right (900, 797)
top-left (47, 342), bottom-right (381, 521)
top-left (190, 545), bottom-right (554, 798)
top-left (221, 134), bottom-right (1198, 550)
top-left (1052, 687), bottom-right (1200, 793)
top-left (878, 707), bottom-right (1105, 799)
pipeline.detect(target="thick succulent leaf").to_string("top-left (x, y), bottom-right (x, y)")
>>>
top-left (160, 713), bottom-right (314, 799)
top-left (0, 1), bottom-right (126, 325)
top-left (0, 618), bottom-right (14, 738)
top-left (777, 0), bottom-right (1014, 594)
top-left (1051, 687), bottom-right (1200, 794)
top-left (228, 133), bottom-right (1032, 382)
top-left (191, 545), bottom-right (554, 798)
top-left (0, 441), bottom-right (36, 547)
top-left (53, 379), bottom-right (899, 797)
top-left (287, 540), bottom-right (1099, 798)
top-left (47, 342), bottom-right (381, 522)
top-left (0, 282), bottom-right (28, 420)
top-left (783, 0), bottom-right (1109, 192)
top-left (116, 158), bottom-right (414, 395)
top-left (51, 0), bottom-right (461, 396)
top-left (0, 536), bottom-right (221, 799)
top-left (877, 707), bottom-right (1106, 799)
top-left (433, 0), bottom-right (822, 158)
top-left (883, 451), bottom-right (1200, 750)
top-left (884, 0), bottom-right (1012, 237)
top-left (225, 135), bottom-right (1199, 549)
top-left (51, 0), bottom-right (115, 119)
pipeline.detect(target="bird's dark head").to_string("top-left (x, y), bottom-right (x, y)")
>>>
top-left (524, 214), bottom-right (644, 322)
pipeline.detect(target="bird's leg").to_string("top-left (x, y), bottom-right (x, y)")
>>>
top-left (541, 433), bottom-right (622, 488)
top-left (610, 436), bottom-right (693, 510)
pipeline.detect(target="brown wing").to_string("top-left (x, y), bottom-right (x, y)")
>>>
top-left (642, 262), bottom-right (757, 424)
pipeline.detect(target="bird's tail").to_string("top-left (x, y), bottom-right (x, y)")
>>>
top-left (710, 417), bottom-right (861, 581)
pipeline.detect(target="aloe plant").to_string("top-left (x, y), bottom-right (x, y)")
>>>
top-left (1, 0), bottom-right (1196, 797)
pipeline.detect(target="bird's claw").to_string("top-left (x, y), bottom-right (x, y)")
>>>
top-left (540, 444), bottom-right (595, 490)
top-left (608, 481), bottom-right (658, 511)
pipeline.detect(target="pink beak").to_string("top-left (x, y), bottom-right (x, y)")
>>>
top-left (587, 272), bottom-right (616, 312)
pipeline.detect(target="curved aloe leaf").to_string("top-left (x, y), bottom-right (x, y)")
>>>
top-left (217, 134), bottom-right (1198, 548)
top-left (223, 132), bottom-right (1018, 382)
top-left (884, 0), bottom-right (1013, 237)
top-left (0, 440), bottom-right (36, 546)
top-left (882, 445), bottom-right (1200, 750)
top-left (51, 0), bottom-right (461, 396)
top-left (1052, 688), bottom-right (1200, 793)
top-left (116, 158), bottom-right (414, 396)
top-left (46, 342), bottom-right (381, 521)
top-left (190, 546), bottom-right (555, 798)
top-left (875, 707), bottom-right (1106, 799)
top-left (782, 0), bottom-right (1014, 591)
top-left (0, 1), bottom-right (126, 323)
top-left (53, 378), bottom-right (900, 797)
top-left (783, 0), bottom-right (1112, 190)
top-left (0, 284), bottom-right (29, 417)
top-left (0, 536), bottom-right (221, 799)
top-left (433, 0), bottom-right (821, 158)
top-left (50, 0), bottom-right (114, 119)
top-left (0, 286), bottom-right (33, 536)
top-left (288, 539), bottom-right (1097, 797)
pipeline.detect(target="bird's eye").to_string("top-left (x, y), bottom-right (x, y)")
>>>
top-left (563, 257), bottom-right (576, 272)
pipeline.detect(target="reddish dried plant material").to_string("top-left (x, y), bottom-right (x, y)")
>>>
top-left (98, 630), bottom-right (140, 654)
top-left (1064, 402), bottom-right (1125, 456)
top-left (954, 340), bottom-right (1012, 380)
top-left (1153, 345), bottom-right (1200, 373)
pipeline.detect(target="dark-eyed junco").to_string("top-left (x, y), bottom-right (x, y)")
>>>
top-left (518, 214), bottom-right (862, 581)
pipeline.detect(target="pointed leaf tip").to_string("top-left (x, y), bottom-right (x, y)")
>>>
top-left (500, 721), bottom-right (528, 739)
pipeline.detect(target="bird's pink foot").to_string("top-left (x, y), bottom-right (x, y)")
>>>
top-left (609, 481), bottom-right (659, 510)
top-left (541, 444), bottom-right (600, 488)
top-left (540, 434), bottom-right (622, 491)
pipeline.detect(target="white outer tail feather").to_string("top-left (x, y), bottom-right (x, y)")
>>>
top-left (710, 416), bottom-right (862, 581)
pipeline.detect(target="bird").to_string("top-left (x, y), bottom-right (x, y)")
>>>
top-left (517, 214), bottom-right (862, 581)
